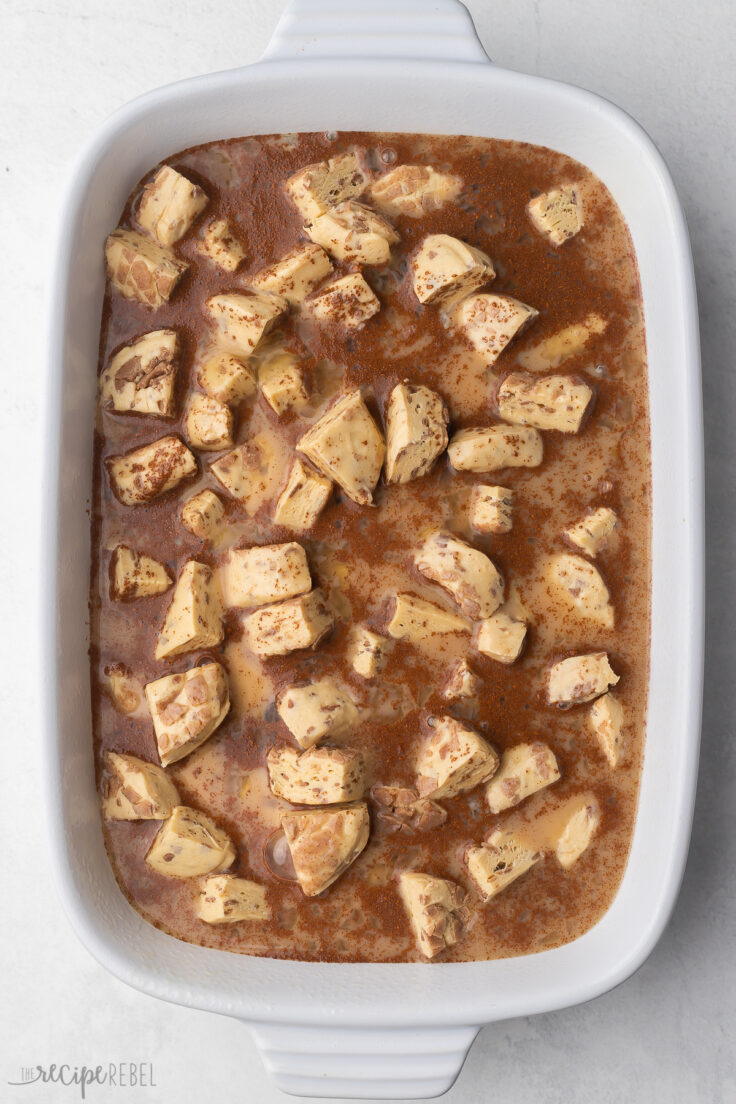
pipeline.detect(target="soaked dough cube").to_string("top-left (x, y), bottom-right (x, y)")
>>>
top-left (466, 828), bottom-right (542, 900)
top-left (198, 353), bottom-right (257, 405)
top-left (198, 875), bottom-right (270, 924)
top-left (145, 662), bottom-right (230, 766)
top-left (474, 609), bottom-right (527, 665)
top-left (485, 743), bottom-right (560, 814)
top-left (528, 185), bottom-right (584, 246)
top-left (276, 676), bottom-right (359, 749)
top-left (281, 803), bottom-right (370, 896)
top-left (137, 165), bottom-right (208, 245)
top-left (469, 485), bottom-right (513, 534)
top-left (146, 805), bottom-right (235, 878)
top-left (184, 393), bottom-right (234, 451)
top-left (251, 242), bottom-right (333, 305)
top-left (564, 506), bottom-right (617, 558)
top-left (267, 745), bottom-right (366, 804)
top-left (411, 233), bottom-right (494, 306)
top-left (102, 751), bottom-right (180, 821)
top-left (106, 435), bottom-right (197, 506)
top-left (244, 590), bottom-right (334, 657)
top-left (110, 545), bottom-right (172, 601)
top-left (453, 293), bottom-right (538, 366)
top-left (451, 425), bottom-right (543, 474)
top-left (105, 228), bottom-right (188, 307)
top-left (259, 352), bottom-right (310, 415)
top-left (155, 561), bottom-right (223, 660)
top-left (414, 530), bottom-right (504, 619)
top-left (399, 872), bottom-right (468, 959)
top-left (497, 372), bottom-right (593, 434)
top-left (285, 152), bottom-right (369, 221)
top-left (306, 200), bottom-right (398, 265)
top-left (547, 653), bottom-right (619, 705)
top-left (588, 693), bottom-right (625, 767)
top-left (348, 626), bottom-right (393, 678)
top-left (106, 664), bottom-right (141, 715)
top-left (180, 489), bottom-right (225, 541)
top-left (384, 381), bottom-right (449, 485)
top-left (206, 291), bottom-right (287, 358)
top-left (99, 329), bottom-right (179, 417)
top-left (369, 164), bottom-right (462, 218)
top-left (210, 439), bottom-right (271, 511)
top-left (555, 796), bottom-right (601, 867)
top-left (518, 313), bottom-right (607, 372)
top-left (387, 593), bottom-right (469, 642)
top-left (223, 542), bottom-right (311, 608)
top-left (306, 272), bottom-right (381, 330)
top-left (545, 553), bottom-right (614, 628)
top-left (442, 659), bottom-right (482, 701)
top-left (273, 458), bottom-right (333, 531)
top-left (297, 389), bottom-right (385, 506)
top-left (197, 219), bottom-right (246, 271)
top-left (416, 716), bottom-right (499, 800)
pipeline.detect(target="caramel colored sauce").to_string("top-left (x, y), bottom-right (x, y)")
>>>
top-left (90, 131), bottom-right (650, 963)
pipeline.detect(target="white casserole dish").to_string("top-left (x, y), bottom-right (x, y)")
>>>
top-left (43, 0), bottom-right (704, 1097)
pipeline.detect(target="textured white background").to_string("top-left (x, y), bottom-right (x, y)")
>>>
top-left (1, 1), bottom-right (734, 1101)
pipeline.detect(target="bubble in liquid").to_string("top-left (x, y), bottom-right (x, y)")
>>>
top-left (325, 130), bottom-right (338, 141)
top-left (381, 148), bottom-right (397, 164)
top-left (263, 830), bottom-right (298, 882)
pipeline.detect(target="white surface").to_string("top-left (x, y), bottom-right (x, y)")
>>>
top-left (1, 1), bottom-right (733, 1102)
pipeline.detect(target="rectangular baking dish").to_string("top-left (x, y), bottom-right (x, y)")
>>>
top-left (42, 1), bottom-right (703, 1097)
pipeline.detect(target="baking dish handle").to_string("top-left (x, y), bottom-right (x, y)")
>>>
top-left (249, 1021), bottom-right (480, 1099)
top-left (262, 0), bottom-right (490, 64)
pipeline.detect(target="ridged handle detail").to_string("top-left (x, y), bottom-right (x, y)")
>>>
top-left (263, 0), bottom-right (489, 63)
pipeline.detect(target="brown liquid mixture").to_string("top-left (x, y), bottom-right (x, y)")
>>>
top-left (90, 131), bottom-right (650, 962)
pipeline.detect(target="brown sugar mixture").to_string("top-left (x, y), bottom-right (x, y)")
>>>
top-left (90, 131), bottom-right (650, 963)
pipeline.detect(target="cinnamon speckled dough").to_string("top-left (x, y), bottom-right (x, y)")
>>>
top-left (275, 676), bottom-right (359, 749)
top-left (414, 530), bottom-right (504, 620)
top-left (466, 828), bottom-right (542, 900)
top-left (399, 872), bottom-right (469, 959)
top-left (369, 164), bottom-right (462, 218)
top-left (411, 233), bottom-right (495, 306)
top-left (285, 152), bottom-right (370, 221)
top-left (415, 716), bottom-right (499, 800)
top-left (146, 806), bottom-right (235, 878)
top-left (244, 590), bottom-right (334, 657)
top-left (102, 751), bottom-right (180, 821)
top-left (145, 662), bottom-right (230, 767)
top-left (198, 875), bottom-right (270, 924)
top-left (297, 389), bottom-right (385, 505)
top-left (222, 542), bottom-right (311, 609)
top-left (485, 743), bottom-right (560, 814)
top-left (105, 435), bottom-right (197, 506)
top-left (448, 425), bottom-right (543, 472)
top-left (105, 229), bottom-right (188, 307)
top-left (99, 329), bottom-right (179, 416)
top-left (305, 272), bottom-right (381, 330)
top-left (281, 803), bottom-right (371, 896)
top-left (267, 745), bottom-right (367, 804)
top-left (251, 242), bottom-right (334, 304)
top-left (453, 292), bottom-right (538, 366)
top-left (306, 200), bottom-right (398, 265)
top-left (384, 381), bottom-right (449, 484)
top-left (547, 653), bottom-right (619, 705)
top-left (155, 561), bottom-right (223, 660)
top-left (273, 458), bottom-right (333, 531)
top-left (110, 545), bottom-right (172, 601)
top-left (137, 165), bottom-right (208, 245)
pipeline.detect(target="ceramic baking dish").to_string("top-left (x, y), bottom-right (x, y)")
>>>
top-left (42, 0), bottom-right (703, 1097)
